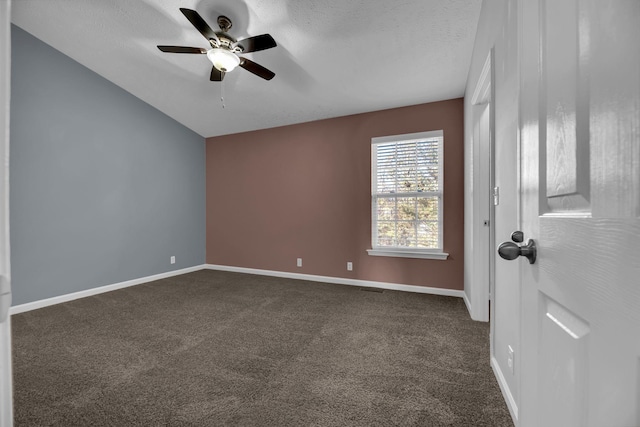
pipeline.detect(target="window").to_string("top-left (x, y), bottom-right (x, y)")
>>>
top-left (368, 130), bottom-right (448, 260)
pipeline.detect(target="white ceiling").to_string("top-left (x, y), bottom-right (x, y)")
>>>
top-left (11, 0), bottom-right (482, 138)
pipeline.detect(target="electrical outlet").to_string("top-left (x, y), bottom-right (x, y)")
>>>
top-left (297, 258), bottom-right (302, 267)
top-left (507, 345), bottom-right (514, 374)
top-left (170, 256), bottom-right (176, 264)
top-left (347, 262), bottom-right (353, 271)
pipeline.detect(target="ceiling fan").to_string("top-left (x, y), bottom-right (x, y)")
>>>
top-left (157, 8), bottom-right (277, 82)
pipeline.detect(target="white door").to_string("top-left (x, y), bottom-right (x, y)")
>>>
top-left (517, 0), bottom-right (640, 426)
top-left (0, 0), bottom-right (13, 426)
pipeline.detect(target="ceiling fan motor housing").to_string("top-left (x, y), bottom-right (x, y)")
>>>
top-left (212, 34), bottom-right (240, 52)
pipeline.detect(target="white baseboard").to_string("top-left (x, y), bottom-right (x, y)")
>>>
top-left (491, 356), bottom-right (519, 425)
top-left (463, 291), bottom-right (473, 317)
top-left (10, 265), bottom-right (206, 315)
top-left (205, 264), bottom-right (465, 298)
top-left (10, 264), bottom-right (465, 315)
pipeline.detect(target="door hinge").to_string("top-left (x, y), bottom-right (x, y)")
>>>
top-left (493, 186), bottom-right (500, 206)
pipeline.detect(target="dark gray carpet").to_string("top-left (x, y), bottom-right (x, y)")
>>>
top-left (12, 270), bottom-right (513, 426)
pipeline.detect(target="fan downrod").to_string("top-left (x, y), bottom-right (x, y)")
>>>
top-left (217, 15), bottom-right (232, 32)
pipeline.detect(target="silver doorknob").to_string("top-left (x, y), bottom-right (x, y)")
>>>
top-left (498, 238), bottom-right (537, 264)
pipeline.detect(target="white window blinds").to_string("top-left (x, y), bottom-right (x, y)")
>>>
top-left (371, 130), bottom-right (444, 251)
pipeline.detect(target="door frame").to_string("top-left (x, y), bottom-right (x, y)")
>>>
top-left (465, 50), bottom-right (494, 322)
top-left (0, 0), bottom-right (13, 425)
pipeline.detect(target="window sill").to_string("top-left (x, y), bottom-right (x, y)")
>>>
top-left (367, 249), bottom-right (449, 260)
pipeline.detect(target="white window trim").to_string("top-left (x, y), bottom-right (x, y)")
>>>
top-left (369, 130), bottom-right (447, 260)
top-left (367, 248), bottom-right (449, 260)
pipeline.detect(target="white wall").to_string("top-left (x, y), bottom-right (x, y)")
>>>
top-left (464, 0), bottom-right (520, 422)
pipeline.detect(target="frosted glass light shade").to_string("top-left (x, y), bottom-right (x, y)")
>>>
top-left (207, 48), bottom-right (240, 72)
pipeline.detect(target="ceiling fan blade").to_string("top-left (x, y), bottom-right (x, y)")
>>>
top-left (157, 46), bottom-right (207, 54)
top-left (210, 66), bottom-right (225, 82)
top-left (180, 8), bottom-right (219, 44)
top-left (234, 34), bottom-right (277, 53)
top-left (239, 58), bottom-right (275, 80)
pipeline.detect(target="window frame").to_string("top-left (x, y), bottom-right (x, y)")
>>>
top-left (367, 130), bottom-right (448, 260)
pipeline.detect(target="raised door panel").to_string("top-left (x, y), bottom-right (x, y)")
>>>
top-left (542, 0), bottom-right (590, 213)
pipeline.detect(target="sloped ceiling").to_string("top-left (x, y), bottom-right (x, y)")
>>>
top-left (11, 0), bottom-right (482, 138)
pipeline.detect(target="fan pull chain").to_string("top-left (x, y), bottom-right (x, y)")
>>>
top-left (220, 79), bottom-right (226, 109)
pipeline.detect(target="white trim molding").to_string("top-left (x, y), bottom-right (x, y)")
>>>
top-left (471, 51), bottom-right (492, 106)
top-left (367, 249), bottom-right (449, 260)
top-left (10, 264), bottom-right (466, 315)
top-left (463, 291), bottom-right (473, 318)
top-left (10, 265), bottom-right (206, 315)
top-left (491, 356), bottom-right (519, 424)
top-left (205, 264), bottom-right (465, 298)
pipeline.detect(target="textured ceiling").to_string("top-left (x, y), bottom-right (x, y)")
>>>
top-left (11, 0), bottom-right (482, 138)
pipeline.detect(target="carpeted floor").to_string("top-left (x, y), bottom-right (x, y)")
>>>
top-left (12, 270), bottom-right (513, 426)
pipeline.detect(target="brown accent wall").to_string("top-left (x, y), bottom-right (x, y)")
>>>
top-left (206, 98), bottom-right (464, 290)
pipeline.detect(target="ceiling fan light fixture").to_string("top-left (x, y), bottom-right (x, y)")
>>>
top-left (207, 48), bottom-right (240, 72)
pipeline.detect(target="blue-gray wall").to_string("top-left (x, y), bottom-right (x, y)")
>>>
top-left (10, 26), bottom-right (206, 306)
